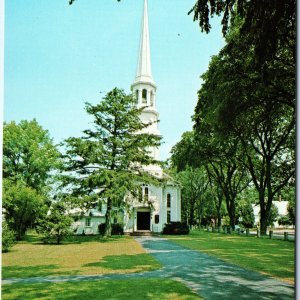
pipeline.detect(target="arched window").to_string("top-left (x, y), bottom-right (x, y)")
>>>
top-left (142, 89), bottom-right (147, 104)
top-left (167, 194), bottom-right (171, 208)
top-left (144, 187), bottom-right (149, 199)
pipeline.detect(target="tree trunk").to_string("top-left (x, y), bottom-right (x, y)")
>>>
top-left (104, 198), bottom-right (112, 237)
top-left (260, 208), bottom-right (268, 235)
top-left (224, 193), bottom-right (236, 231)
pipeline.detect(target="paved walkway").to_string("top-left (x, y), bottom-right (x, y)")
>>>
top-left (2, 236), bottom-right (294, 299)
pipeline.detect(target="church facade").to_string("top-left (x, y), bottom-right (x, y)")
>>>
top-left (72, 0), bottom-right (181, 234)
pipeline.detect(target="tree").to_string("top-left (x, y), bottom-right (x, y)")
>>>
top-left (236, 199), bottom-right (255, 228)
top-left (3, 120), bottom-right (61, 239)
top-left (189, 0), bottom-right (296, 66)
top-left (37, 202), bottom-right (73, 244)
top-left (63, 88), bottom-right (162, 237)
top-left (171, 130), bottom-right (248, 230)
top-left (3, 180), bottom-right (47, 240)
top-left (3, 120), bottom-right (61, 193)
top-left (266, 204), bottom-right (278, 228)
top-left (2, 221), bottom-right (15, 253)
top-left (176, 167), bottom-right (209, 226)
top-left (192, 17), bottom-right (295, 234)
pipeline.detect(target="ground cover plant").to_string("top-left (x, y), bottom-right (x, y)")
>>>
top-left (166, 230), bottom-right (294, 284)
top-left (2, 233), bottom-right (161, 279)
top-left (2, 279), bottom-right (202, 300)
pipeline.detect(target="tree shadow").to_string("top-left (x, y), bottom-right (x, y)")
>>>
top-left (2, 265), bottom-right (79, 279)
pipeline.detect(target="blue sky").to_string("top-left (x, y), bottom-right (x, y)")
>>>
top-left (4, 0), bottom-right (225, 160)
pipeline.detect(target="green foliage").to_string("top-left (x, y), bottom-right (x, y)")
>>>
top-left (189, 0), bottom-right (295, 67)
top-left (266, 204), bottom-right (278, 228)
top-left (162, 222), bottom-right (189, 235)
top-left (192, 14), bottom-right (295, 234)
top-left (2, 221), bottom-right (15, 253)
top-left (63, 88), bottom-right (162, 237)
top-left (175, 167), bottom-right (209, 226)
top-left (98, 223), bottom-right (124, 235)
top-left (236, 200), bottom-right (254, 228)
top-left (278, 216), bottom-right (293, 227)
top-left (3, 180), bottom-right (47, 240)
top-left (3, 120), bottom-right (61, 240)
top-left (3, 120), bottom-right (61, 192)
top-left (37, 202), bottom-right (73, 244)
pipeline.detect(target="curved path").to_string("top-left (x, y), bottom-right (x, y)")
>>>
top-left (2, 236), bottom-right (294, 299)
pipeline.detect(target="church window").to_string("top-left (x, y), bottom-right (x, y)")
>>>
top-left (85, 218), bottom-right (91, 227)
top-left (142, 89), bottom-right (147, 103)
top-left (167, 194), bottom-right (171, 208)
top-left (155, 215), bottom-right (159, 224)
top-left (167, 211), bottom-right (171, 223)
top-left (144, 187), bottom-right (149, 199)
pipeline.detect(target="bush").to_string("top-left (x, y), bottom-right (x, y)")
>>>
top-left (37, 202), bottom-right (73, 244)
top-left (112, 223), bottom-right (124, 235)
top-left (2, 221), bottom-right (15, 252)
top-left (278, 216), bottom-right (293, 226)
top-left (98, 223), bottom-right (105, 235)
top-left (98, 223), bottom-right (124, 235)
top-left (162, 222), bottom-right (189, 235)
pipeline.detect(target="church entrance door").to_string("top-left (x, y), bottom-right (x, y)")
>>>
top-left (137, 211), bottom-right (150, 230)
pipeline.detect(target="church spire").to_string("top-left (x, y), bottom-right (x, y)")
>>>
top-left (135, 0), bottom-right (154, 84)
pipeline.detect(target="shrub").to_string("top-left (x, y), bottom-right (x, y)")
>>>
top-left (278, 216), bottom-right (293, 226)
top-left (2, 221), bottom-right (15, 252)
top-left (98, 223), bottom-right (124, 235)
top-left (112, 223), bottom-right (124, 235)
top-left (162, 222), bottom-right (189, 235)
top-left (37, 202), bottom-right (73, 244)
top-left (98, 223), bottom-right (105, 235)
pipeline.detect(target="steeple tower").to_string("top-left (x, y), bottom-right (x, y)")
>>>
top-left (132, 0), bottom-right (160, 165)
top-left (135, 0), bottom-right (154, 85)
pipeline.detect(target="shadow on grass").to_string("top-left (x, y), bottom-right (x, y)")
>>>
top-left (83, 254), bottom-right (161, 271)
top-left (2, 265), bottom-right (79, 279)
top-left (2, 279), bottom-right (202, 300)
top-left (64, 235), bottom-right (125, 244)
top-left (21, 233), bottom-right (126, 245)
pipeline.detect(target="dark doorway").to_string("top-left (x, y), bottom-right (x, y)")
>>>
top-left (137, 212), bottom-right (150, 230)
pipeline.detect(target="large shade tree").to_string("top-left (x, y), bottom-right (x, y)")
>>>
top-left (3, 120), bottom-right (61, 239)
top-left (63, 88), bottom-right (162, 237)
top-left (193, 17), bottom-right (295, 234)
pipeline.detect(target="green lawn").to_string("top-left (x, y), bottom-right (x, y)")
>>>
top-left (2, 234), bottom-right (161, 278)
top-left (166, 230), bottom-right (295, 284)
top-left (2, 279), bottom-right (202, 300)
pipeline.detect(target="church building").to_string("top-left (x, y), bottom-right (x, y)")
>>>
top-left (72, 0), bottom-right (181, 234)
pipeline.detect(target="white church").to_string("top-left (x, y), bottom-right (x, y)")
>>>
top-left (72, 0), bottom-right (181, 235)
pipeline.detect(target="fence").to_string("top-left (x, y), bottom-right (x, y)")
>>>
top-left (201, 226), bottom-right (295, 241)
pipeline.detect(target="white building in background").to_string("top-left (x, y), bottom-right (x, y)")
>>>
top-left (252, 201), bottom-right (289, 228)
top-left (73, 0), bottom-right (181, 235)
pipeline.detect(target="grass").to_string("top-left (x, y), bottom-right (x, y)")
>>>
top-left (2, 234), bottom-right (161, 278)
top-left (166, 230), bottom-right (295, 284)
top-left (1, 279), bottom-right (202, 300)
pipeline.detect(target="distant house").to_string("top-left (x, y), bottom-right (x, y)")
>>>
top-left (70, 207), bottom-right (124, 235)
top-left (252, 201), bottom-right (289, 228)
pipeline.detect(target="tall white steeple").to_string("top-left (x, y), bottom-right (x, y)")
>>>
top-left (131, 0), bottom-right (161, 168)
top-left (135, 0), bottom-right (154, 85)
